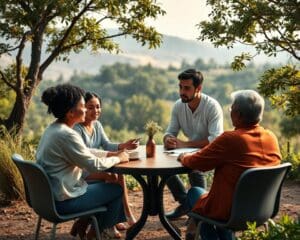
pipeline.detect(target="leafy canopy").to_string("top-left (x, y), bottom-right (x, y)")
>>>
top-left (0, 0), bottom-right (165, 135)
top-left (0, 0), bottom-right (165, 59)
top-left (198, 0), bottom-right (300, 116)
top-left (198, 0), bottom-right (299, 62)
top-left (258, 65), bottom-right (300, 116)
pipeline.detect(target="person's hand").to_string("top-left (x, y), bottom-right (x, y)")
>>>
top-left (120, 138), bottom-right (140, 150)
top-left (174, 138), bottom-right (185, 148)
top-left (117, 151), bottom-right (129, 163)
top-left (164, 136), bottom-right (178, 149)
top-left (164, 136), bottom-right (186, 149)
top-left (107, 151), bottom-right (120, 157)
top-left (177, 153), bottom-right (186, 163)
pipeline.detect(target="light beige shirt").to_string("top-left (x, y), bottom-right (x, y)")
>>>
top-left (36, 122), bottom-right (120, 201)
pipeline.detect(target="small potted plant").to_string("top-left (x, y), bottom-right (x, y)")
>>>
top-left (144, 120), bottom-right (162, 157)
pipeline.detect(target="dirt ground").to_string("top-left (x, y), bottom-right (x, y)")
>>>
top-left (0, 180), bottom-right (299, 240)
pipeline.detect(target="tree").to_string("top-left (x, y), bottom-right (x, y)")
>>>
top-left (198, 0), bottom-right (300, 116)
top-left (0, 0), bottom-right (165, 136)
top-left (280, 115), bottom-right (300, 139)
top-left (0, 80), bottom-right (15, 119)
top-left (124, 95), bottom-right (169, 132)
top-left (124, 95), bottom-right (154, 132)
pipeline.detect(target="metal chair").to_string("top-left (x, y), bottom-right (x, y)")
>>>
top-left (12, 153), bottom-right (107, 240)
top-left (188, 163), bottom-right (292, 239)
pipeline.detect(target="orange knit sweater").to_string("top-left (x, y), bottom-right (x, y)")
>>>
top-left (181, 125), bottom-right (281, 220)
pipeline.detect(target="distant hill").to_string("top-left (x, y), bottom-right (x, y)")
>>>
top-left (1, 32), bottom-right (288, 80)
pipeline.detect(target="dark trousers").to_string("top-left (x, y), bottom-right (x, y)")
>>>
top-left (166, 170), bottom-right (206, 205)
top-left (200, 223), bottom-right (235, 240)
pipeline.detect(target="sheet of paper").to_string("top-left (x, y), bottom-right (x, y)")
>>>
top-left (164, 148), bottom-right (200, 156)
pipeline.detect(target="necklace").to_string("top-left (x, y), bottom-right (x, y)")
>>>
top-left (83, 124), bottom-right (94, 136)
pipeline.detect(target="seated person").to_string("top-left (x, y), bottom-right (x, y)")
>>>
top-left (36, 84), bottom-right (129, 240)
top-left (74, 92), bottom-right (138, 238)
top-left (164, 69), bottom-right (223, 219)
top-left (178, 89), bottom-right (281, 240)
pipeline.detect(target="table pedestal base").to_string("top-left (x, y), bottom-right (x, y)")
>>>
top-left (125, 174), bottom-right (181, 240)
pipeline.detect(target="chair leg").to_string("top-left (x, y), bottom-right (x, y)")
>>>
top-left (91, 216), bottom-right (101, 240)
top-left (194, 222), bottom-right (201, 240)
top-left (34, 216), bottom-right (42, 240)
top-left (264, 222), bottom-right (269, 232)
top-left (50, 223), bottom-right (57, 240)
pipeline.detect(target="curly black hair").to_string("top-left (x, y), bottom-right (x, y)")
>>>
top-left (41, 84), bottom-right (85, 119)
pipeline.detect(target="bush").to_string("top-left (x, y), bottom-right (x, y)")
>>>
top-left (125, 175), bottom-right (140, 191)
top-left (0, 127), bottom-right (35, 201)
top-left (238, 215), bottom-right (300, 240)
top-left (281, 143), bottom-right (300, 180)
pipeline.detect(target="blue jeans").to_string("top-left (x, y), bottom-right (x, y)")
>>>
top-left (167, 170), bottom-right (206, 205)
top-left (187, 187), bottom-right (235, 240)
top-left (56, 182), bottom-right (126, 230)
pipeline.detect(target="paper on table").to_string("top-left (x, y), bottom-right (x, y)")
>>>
top-left (164, 148), bottom-right (200, 156)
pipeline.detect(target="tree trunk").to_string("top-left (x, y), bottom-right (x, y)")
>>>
top-left (4, 91), bottom-right (31, 136)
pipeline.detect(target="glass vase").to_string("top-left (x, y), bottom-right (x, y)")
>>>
top-left (146, 135), bottom-right (156, 158)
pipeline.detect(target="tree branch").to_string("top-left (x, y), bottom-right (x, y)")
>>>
top-left (18, 0), bottom-right (32, 14)
top-left (59, 37), bottom-right (88, 52)
top-left (59, 31), bottom-right (128, 54)
top-left (96, 16), bottom-right (113, 24)
top-left (235, 0), bottom-right (299, 60)
top-left (0, 70), bottom-right (16, 91)
top-left (39, 0), bottom-right (94, 74)
top-left (269, 25), bottom-right (300, 60)
top-left (15, 31), bottom-right (31, 91)
top-left (257, 19), bottom-right (300, 60)
top-left (99, 32), bottom-right (128, 40)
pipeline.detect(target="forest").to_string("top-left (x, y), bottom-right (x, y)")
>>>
top-left (17, 59), bottom-right (299, 156)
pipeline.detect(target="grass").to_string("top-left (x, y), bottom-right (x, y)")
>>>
top-left (0, 127), bottom-right (35, 201)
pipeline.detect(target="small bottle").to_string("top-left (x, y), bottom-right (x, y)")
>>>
top-left (146, 135), bottom-right (156, 158)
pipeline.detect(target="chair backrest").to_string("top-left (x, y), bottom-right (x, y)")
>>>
top-left (227, 163), bottom-right (291, 231)
top-left (12, 154), bottom-right (62, 223)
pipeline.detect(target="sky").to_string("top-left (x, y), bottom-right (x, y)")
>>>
top-left (149, 0), bottom-right (211, 40)
top-left (102, 0), bottom-right (211, 41)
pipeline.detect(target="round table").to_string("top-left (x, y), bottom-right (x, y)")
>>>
top-left (107, 145), bottom-right (191, 240)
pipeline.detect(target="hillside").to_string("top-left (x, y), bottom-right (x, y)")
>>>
top-left (1, 32), bottom-right (288, 81)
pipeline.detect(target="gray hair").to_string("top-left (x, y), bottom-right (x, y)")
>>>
top-left (231, 90), bottom-right (265, 125)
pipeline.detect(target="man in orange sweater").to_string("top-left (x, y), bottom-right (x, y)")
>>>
top-left (178, 89), bottom-right (281, 240)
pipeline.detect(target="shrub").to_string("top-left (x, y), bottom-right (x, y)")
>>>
top-left (238, 215), bottom-right (300, 240)
top-left (281, 143), bottom-right (300, 180)
top-left (0, 127), bottom-right (35, 201)
top-left (126, 175), bottom-right (140, 191)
